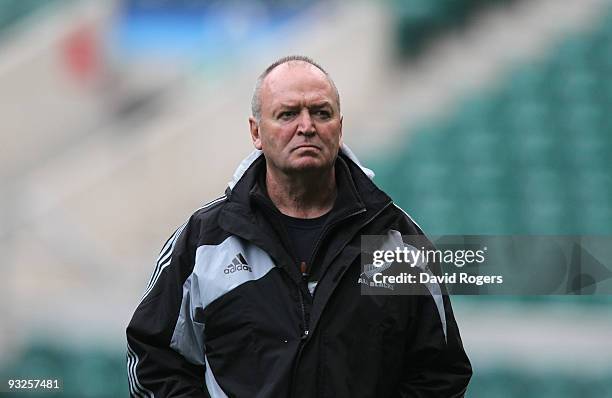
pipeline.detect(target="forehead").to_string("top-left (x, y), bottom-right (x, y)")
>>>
top-left (260, 62), bottom-right (336, 109)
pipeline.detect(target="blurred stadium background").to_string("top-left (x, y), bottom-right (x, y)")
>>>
top-left (1, 0), bottom-right (611, 396)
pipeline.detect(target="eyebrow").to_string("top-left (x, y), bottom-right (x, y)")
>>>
top-left (271, 101), bottom-right (334, 118)
top-left (276, 101), bottom-right (332, 109)
top-left (309, 102), bottom-right (332, 109)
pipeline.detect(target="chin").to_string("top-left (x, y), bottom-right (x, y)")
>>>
top-left (287, 159), bottom-right (332, 173)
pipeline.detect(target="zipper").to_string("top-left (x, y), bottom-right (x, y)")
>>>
top-left (312, 205), bottom-right (391, 314)
top-left (251, 190), bottom-right (383, 396)
top-left (288, 280), bottom-right (309, 397)
top-left (306, 201), bottom-right (393, 333)
top-left (298, 207), bottom-right (366, 338)
top-left (305, 207), bottom-right (367, 277)
top-left (336, 203), bottom-right (390, 285)
top-left (289, 202), bottom-right (394, 398)
top-left (298, 289), bottom-right (309, 338)
top-left (251, 192), bottom-right (315, 340)
top-left (288, 206), bottom-right (368, 397)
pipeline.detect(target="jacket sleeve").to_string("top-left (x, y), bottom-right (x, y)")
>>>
top-left (126, 219), bottom-right (209, 398)
top-left (392, 205), bottom-right (473, 397)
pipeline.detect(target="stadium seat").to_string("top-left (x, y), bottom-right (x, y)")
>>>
top-left (391, 0), bottom-right (517, 57)
top-left (373, 4), bottom-right (612, 236)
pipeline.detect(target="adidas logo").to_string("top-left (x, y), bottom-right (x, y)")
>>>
top-left (224, 253), bottom-right (252, 274)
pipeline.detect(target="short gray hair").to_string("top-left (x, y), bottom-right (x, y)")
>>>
top-left (251, 55), bottom-right (341, 121)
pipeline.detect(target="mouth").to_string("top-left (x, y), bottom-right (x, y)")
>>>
top-left (293, 144), bottom-right (320, 151)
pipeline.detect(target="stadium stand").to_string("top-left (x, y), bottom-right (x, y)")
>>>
top-left (0, 0), bottom-right (67, 34)
top-left (373, 5), bottom-right (612, 236)
top-left (391, 0), bottom-right (517, 57)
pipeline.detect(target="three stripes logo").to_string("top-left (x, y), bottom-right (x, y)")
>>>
top-left (224, 253), bottom-right (252, 274)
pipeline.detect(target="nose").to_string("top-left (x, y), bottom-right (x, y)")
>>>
top-left (296, 109), bottom-right (315, 136)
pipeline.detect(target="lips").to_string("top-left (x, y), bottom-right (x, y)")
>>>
top-left (293, 145), bottom-right (320, 151)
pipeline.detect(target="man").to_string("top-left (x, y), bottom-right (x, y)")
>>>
top-left (126, 55), bottom-right (472, 397)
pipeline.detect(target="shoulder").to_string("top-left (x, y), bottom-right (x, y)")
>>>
top-left (190, 195), bottom-right (228, 224)
top-left (172, 195), bottom-right (229, 250)
top-left (188, 194), bottom-right (229, 234)
top-left (384, 202), bottom-right (426, 236)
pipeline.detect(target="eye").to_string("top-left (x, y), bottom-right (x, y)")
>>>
top-left (314, 110), bottom-right (331, 119)
top-left (279, 111), bottom-right (297, 120)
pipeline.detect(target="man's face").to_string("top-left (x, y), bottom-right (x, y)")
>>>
top-left (249, 62), bottom-right (342, 175)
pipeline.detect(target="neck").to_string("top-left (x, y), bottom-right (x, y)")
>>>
top-left (265, 165), bottom-right (337, 219)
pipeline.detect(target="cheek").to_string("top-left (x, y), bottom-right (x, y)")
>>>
top-left (320, 126), bottom-right (342, 147)
top-left (261, 127), bottom-right (293, 151)
top-left (275, 129), bottom-right (296, 146)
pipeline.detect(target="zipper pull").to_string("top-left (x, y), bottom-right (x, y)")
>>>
top-left (301, 330), bottom-right (309, 340)
top-left (300, 261), bottom-right (308, 278)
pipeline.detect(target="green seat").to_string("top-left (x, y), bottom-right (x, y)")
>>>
top-left (372, 1), bottom-right (612, 240)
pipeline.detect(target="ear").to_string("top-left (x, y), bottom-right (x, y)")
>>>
top-left (249, 116), bottom-right (263, 150)
top-left (339, 115), bottom-right (343, 145)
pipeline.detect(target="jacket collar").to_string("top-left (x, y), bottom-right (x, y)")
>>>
top-left (224, 144), bottom-right (388, 210)
top-left (227, 144), bottom-right (375, 192)
top-left (219, 145), bottom-right (391, 283)
top-left (246, 154), bottom-right (366, 226)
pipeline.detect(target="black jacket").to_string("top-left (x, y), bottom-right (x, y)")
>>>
top-left (126, 147), bottom-right (472, 397)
